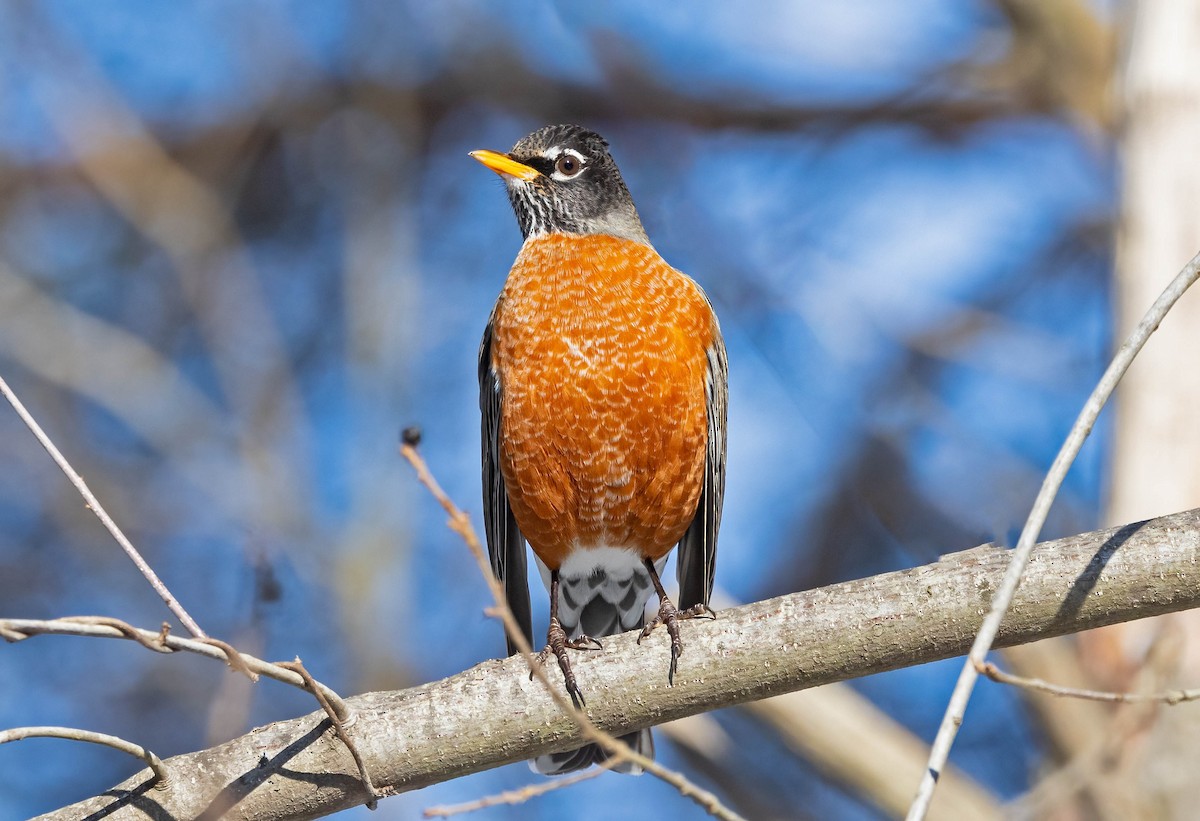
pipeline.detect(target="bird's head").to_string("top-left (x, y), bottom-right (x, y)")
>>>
top-left (471, 124), bottom-right (648, 244)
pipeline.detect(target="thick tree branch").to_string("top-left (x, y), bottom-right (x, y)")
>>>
top-left (35, 507), bottom-right (1200, 821)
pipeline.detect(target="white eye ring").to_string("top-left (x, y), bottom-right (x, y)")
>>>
top-left (548, 148), bottom-right (586, 181)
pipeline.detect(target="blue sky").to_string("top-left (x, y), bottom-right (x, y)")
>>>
top-left (0, 3), bottom-right (1115, 819)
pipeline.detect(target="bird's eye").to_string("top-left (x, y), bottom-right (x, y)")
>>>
top-left (555, 153), bottom-right (583, 177)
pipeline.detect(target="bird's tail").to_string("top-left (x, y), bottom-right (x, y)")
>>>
top-left (532, 727), bottom-right (653, 776)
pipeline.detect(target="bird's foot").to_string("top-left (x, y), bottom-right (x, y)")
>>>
top-left (532, 617), bottom-right (602, 708)
top-left (638, 600), bottom-right (716, 685)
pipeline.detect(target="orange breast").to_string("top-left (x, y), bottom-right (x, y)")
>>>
top-left (490, 233), bottom-right (716, 569)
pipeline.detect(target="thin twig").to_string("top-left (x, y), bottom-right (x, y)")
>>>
top-left (0, 616), bottom-right (345, 711)
top-left (399, 442), bottom-right (639, 748)
top-left (0, 726), bottom-right (169, 787)
top-left (278, 657), bottom-right (379, 809)
top-left (198, 636), bottom-right (260, 681)
top-left (906, 249), bottom-right (1200, 820)
top-left (1005, 624), bottom-right (1184, 820)
top-left (3, 617), bottom-right (378, 808)
top-left (0, 373), bottom-right (207, 638)
top-left (400, 442), bottom-right (746, 821)
top-left (979, 660), bottom-right (1200, 705)
top-left (423, 758), bottom-right (619, 817)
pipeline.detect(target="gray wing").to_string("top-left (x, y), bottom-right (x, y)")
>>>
top-left (479, 320), bottom-right (533, 655)
top-left (677, 325), bottom-right (728, 610)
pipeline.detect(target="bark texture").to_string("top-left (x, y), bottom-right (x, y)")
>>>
top-left (38, 507), bottom-right (1200, 821)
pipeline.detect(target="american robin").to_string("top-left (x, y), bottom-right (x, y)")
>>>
top-left (472, 124), bottom-right (727, 775)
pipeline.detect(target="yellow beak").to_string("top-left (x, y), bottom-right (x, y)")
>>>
top-left (469, 149), bottom-right (540, 181)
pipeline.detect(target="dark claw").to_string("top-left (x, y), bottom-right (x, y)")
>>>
top-left (566, 634), bottom-right (603, 651)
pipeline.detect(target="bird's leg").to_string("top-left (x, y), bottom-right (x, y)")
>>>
top-left (533, 570), bottom-right (601, 708)
top-left (637, 558), bottom-right (716, 685)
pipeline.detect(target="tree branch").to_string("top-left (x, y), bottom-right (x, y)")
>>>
top-left (909, 247), bottom-right (1200, 819)
top-left (0, 727), bottom-right (169, 787)
top-left (33, 507), bottom-right (1200, 820)
top-left (0, 373), bottom-right (208, 638)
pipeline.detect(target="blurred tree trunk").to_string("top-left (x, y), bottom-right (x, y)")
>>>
top-left (1099, 1), bottom-right (1200, 816)
top-left (1110, 2), bottom-right (1200, 526)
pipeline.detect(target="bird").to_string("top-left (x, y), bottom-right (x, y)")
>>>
top-left (471, 124), bottom-right (727, 775)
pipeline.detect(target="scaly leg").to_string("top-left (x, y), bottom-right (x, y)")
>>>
top-left (534, 569), bottom-right (602, 707)
top-left (637, 558), bottom-right (716, 685)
